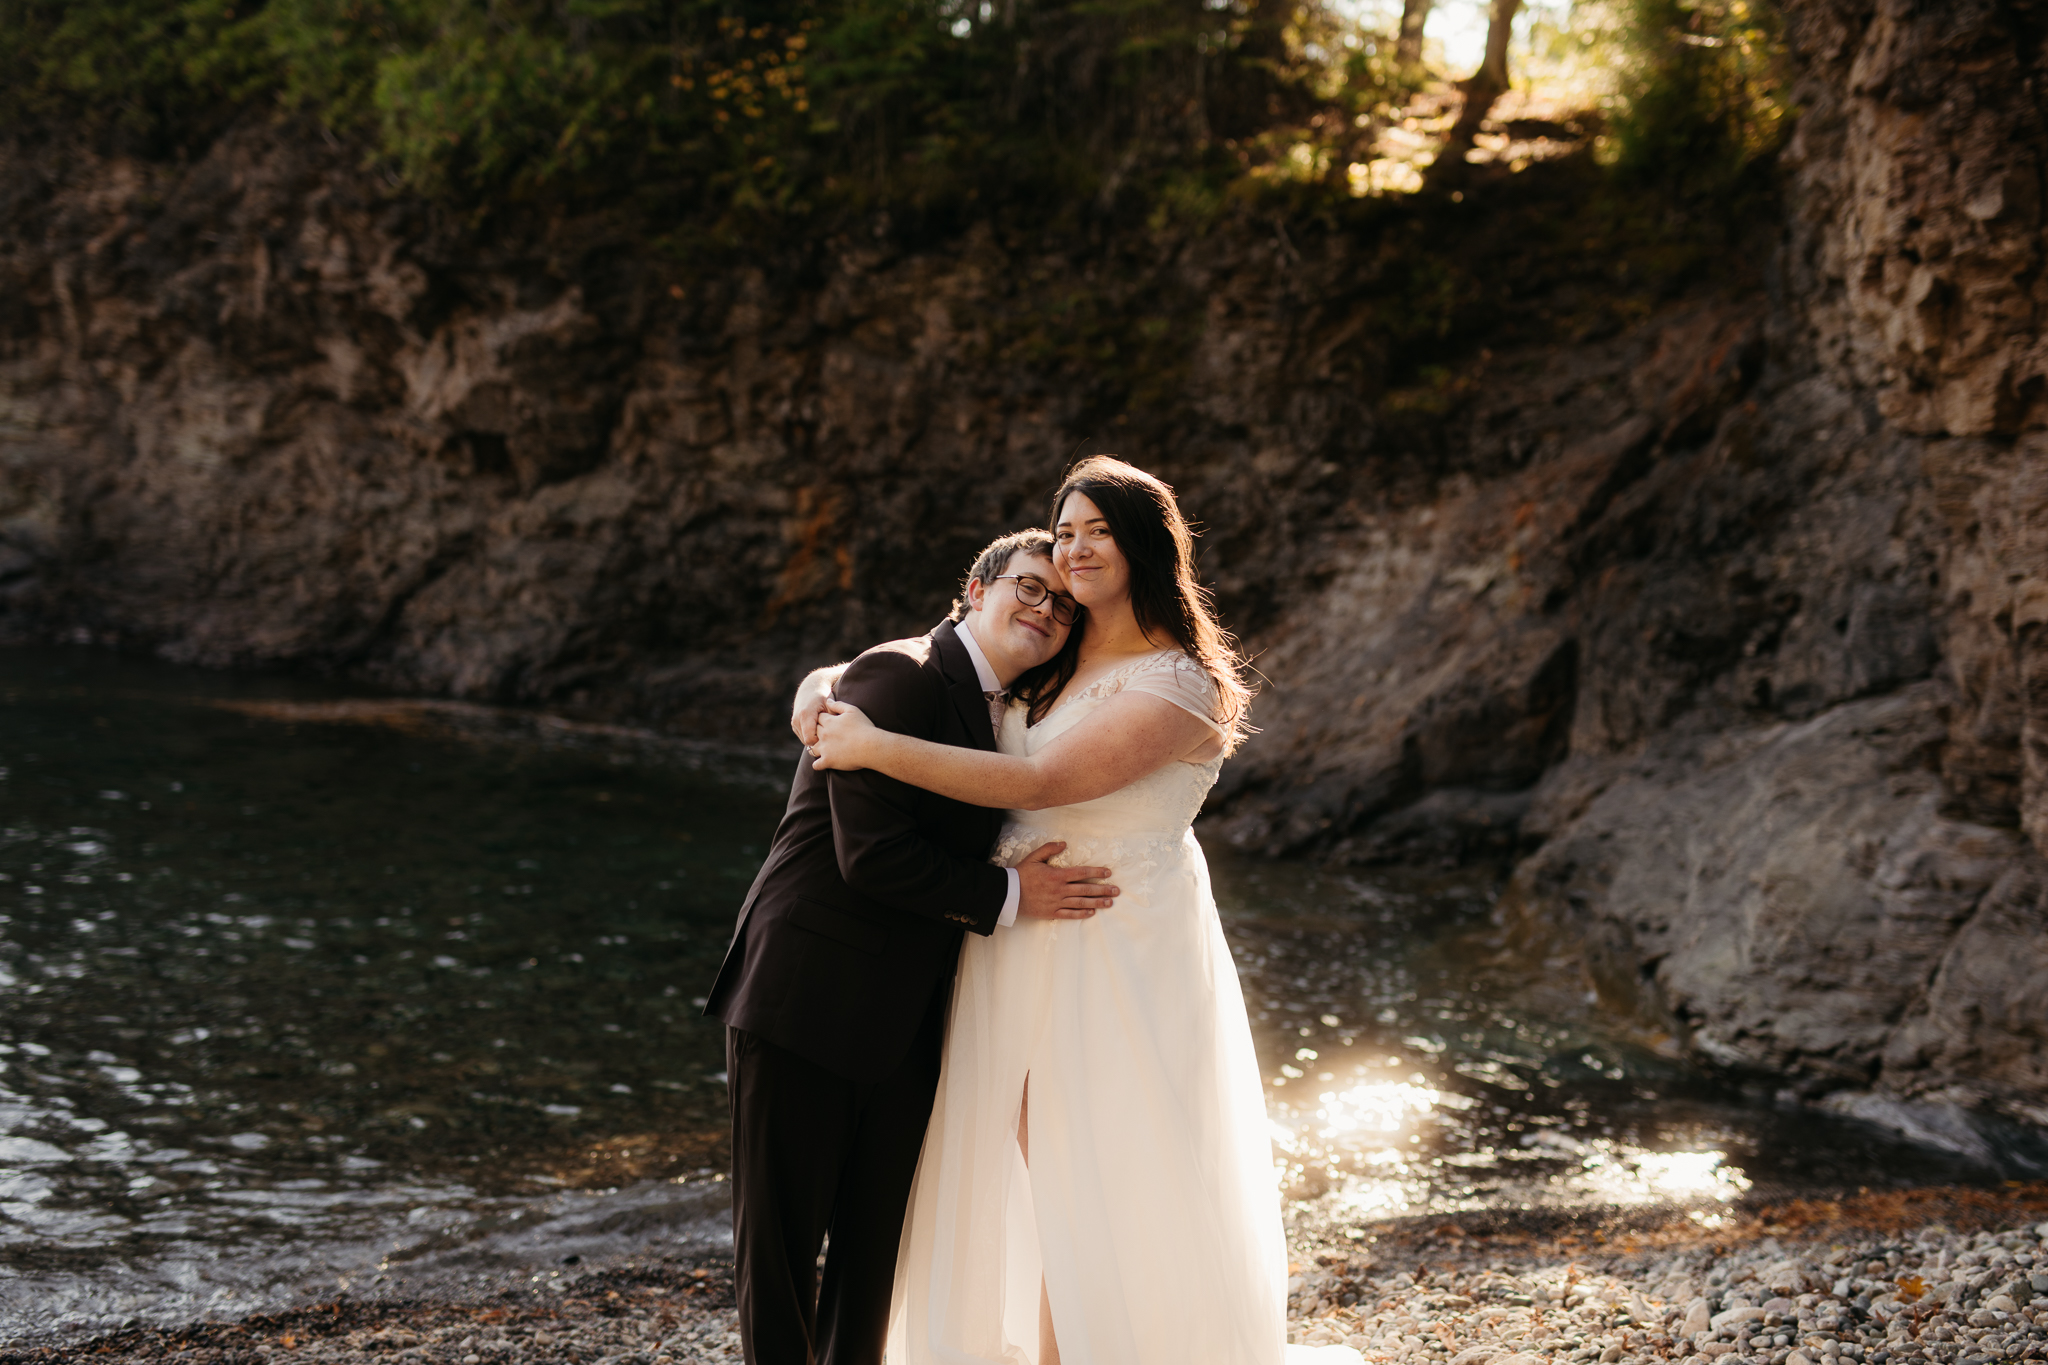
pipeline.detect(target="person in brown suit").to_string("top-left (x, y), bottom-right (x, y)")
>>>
top-left (703, 528), bottom-right (1120, 1365)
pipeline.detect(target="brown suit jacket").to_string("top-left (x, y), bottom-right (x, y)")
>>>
top-left (703, 620), bottom-right (1010, 1082)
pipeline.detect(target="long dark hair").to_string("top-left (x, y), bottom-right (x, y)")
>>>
top-left (1021, 456), bottom-right (1253, 745)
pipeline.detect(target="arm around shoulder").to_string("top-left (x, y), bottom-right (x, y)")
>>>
top-left (1003, 689), bottom-right (1215, 809)
top-left (820, 647), bottom-right (1009, 931)
top-left (791, 661), bottom-right (853, 746)
top-left (831, 647), bottom-right (943, 738)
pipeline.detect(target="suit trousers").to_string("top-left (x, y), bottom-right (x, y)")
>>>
top-left (726, 992), bottom-right (947, 1365)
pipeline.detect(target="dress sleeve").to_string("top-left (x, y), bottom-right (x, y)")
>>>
top-left (1122, 653), bottom-right (1227, 738)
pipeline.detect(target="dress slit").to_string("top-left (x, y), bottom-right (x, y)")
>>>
top-left (884, 661), bottom-right (1301, 1365)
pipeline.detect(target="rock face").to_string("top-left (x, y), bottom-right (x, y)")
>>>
top-left (1, 2), bottom-right (2045, 1154)
top-left (1211, 0), bottom-right (2048, 1160)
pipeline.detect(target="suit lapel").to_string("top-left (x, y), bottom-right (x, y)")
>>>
top-left (932, 620), bottom-right (999, 753)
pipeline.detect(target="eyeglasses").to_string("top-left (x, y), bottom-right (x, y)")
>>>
top-left (993, 575), bottom-right (1079, 626)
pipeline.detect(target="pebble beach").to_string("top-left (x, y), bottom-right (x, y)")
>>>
top-left (1281, 1191), bottom-right (2048, 1365)
top-left (9, 1189), bottom-right (2047, 1364)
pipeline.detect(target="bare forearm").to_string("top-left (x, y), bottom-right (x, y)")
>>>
top-left (863, 730), bottom-right (1055, 809)
top-left (819, 692), bottom-right (1211, 808)
top-left (861, 722), bottom-right (1198, 810)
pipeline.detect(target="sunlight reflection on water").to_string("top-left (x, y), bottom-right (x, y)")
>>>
top-left (1272, 1070), bottom-right (1752, 1220)
top-left (0, 647), bottom-right (2000, 1342)
top-left (1208, 852), bottom-right (1976, 1238)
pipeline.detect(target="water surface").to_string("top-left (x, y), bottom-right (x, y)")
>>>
top-left (1211, 858), bottom-right (1986, 1238)
top-left (0, 648), bottom-right (1990, 1338)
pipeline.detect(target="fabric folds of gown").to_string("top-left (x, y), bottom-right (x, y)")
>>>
top-left (885, 652), bottom-right (1359, 1365)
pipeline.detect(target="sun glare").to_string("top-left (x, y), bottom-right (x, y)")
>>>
top-left (1314, 1080), bottom-right (1444, 1139)
top-left (1271, 1065), bottom-right (1754, 1216)
top-left (1624, 1149), bottom-right (1752, 1201)
top-left (1324, 0), bottom-right (1629, 196)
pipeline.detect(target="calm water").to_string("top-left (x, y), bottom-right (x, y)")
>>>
top-left (0, 648), bottom-right (1991, 1339)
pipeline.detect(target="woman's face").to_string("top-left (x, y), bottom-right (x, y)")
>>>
top-left (1053, 491), bottom-right (1129, 611)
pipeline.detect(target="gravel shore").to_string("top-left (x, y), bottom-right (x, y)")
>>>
top-left (8, 1189), bottom-right (2048, 1364)
top-left (1282, 1189), bottom-right (2048, 1365)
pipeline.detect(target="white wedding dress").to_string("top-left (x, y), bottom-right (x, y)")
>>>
top-left (885, 651), bottom-right (1362, 1365)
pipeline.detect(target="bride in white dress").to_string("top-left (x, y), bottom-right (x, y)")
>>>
top-left (811, 457), bottom-right (1360, 1365)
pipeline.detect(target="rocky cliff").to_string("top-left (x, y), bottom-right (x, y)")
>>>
top-left (1, 1), bottom-right (2045, 1163)
top-left (1222, 0), bottom-right (2048, 1166)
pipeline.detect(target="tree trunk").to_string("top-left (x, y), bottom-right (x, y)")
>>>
top-left (1475, 0), bottom-right (1518, 92)
top-left (1443, 0), bottom-right (1522, 156)
top-left (1396, 0), bottom-right (1432, 67)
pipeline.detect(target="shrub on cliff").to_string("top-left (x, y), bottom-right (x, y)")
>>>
top-left (0, 0), bottom-right (1793, 246)
top-left (0, 0), bottom-right (1314, 239)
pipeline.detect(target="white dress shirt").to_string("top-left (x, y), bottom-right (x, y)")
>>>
top-left (955, 618), bottom-right (1022, 928)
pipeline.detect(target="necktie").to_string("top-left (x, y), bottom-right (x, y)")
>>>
top-left (984, 690), bottom-right (1007, 733)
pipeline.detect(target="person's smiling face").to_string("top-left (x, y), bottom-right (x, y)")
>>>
top-left (1053, 491), bottom-right (1128, 611)
top-left (963, 549), bottom-right (1074, 684)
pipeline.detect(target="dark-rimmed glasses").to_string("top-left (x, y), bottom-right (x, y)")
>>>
top-left (994, 575), bottom-right (1079, 626)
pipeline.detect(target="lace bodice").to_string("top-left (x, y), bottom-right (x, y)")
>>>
top-left (991, 651), bottom-right (1224, 861)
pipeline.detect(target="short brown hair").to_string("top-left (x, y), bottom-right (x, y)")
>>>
top-left (947, 529), bottom-right (1058, 622)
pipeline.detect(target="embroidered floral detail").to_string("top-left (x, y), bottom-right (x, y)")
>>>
top-left (992, 828), bottom-right (1198, 913)
top-left (995, 651), bottom-right (1228, 893)
top-left (1040, 649), bottom-right (1204, 722)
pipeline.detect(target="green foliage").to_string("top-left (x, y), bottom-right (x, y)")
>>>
top-left (231, 1), bottom-right (828, 215)
top-left (1606, 0), bottom-right (1791, 198)
top-left (0, 0), bottom-right (1794, 248)
top-left (1, 0), bottom-right (1311, 237)
top-left (0, 0), bottom-right (264, 153)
